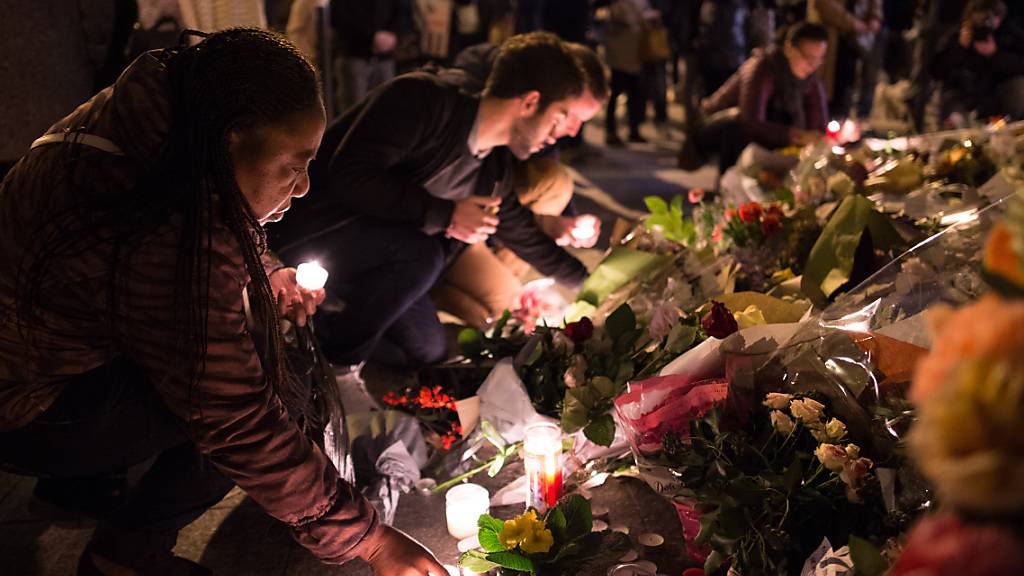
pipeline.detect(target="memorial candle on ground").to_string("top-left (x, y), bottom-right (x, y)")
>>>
top-left (445, 483), bottom-right (490, 540)
top-left (524, 422), bottom-right (563, 512)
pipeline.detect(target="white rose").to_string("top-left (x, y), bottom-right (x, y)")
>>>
top-left (790, 398), bottom-right (825, 424)
top-left (815, 443), bottom-right (847, 472)
top-left (763, 392), bottom-right (793, 410)
top-left (825, 418), bottom-right (847, 440)
top-left (770, 410), bottom-right (795, 435)
top-left (845, 443), bottom-right (861, 459)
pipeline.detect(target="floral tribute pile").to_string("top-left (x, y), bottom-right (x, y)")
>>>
top-left (385, 124), bottom-right (1024, 575)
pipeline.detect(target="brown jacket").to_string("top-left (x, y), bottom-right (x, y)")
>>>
top-left (0, 52), bottom-right (381, 563)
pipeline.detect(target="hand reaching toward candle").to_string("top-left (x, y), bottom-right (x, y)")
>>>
top-left (269, 267), bottom-right (326, 327)
top-left (537, 214), bottom-right (601, 248)
top-left (359, 525), bottom-right (448, 576)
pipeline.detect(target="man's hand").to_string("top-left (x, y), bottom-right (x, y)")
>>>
top-left (974, 34), bottom-right (998, 57)
top-left (269, 267), bottom-right (325, 328)
top-left (960, 23), bottom-right (973, 48)
top-left (372, 31), bottom-right (397, 55)
top-left (537, 214), bottom-right (601, 248)
top-left (447, 196), bottom-right (501, 245)
top-left (360, 525), bottom-right (448, 576)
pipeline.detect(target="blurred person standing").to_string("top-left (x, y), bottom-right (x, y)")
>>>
top-left (808, 0), bottom-right (883, 119)
top-left (604, 0), bottom-right (658, 144)
top-left (331, 0), bottom-right (401, 114)
top-left (905, 0), bottom-right (967, 131)
top-left (694, 0), bottom-right (749, 96)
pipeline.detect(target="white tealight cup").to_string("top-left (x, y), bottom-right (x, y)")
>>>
top-left (445, 483), bottom-right (490, 540)
top-left (295, 261), bottom-right (329, 291)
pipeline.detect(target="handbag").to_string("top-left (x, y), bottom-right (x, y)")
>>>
top-left (640, 24), bottom-right (672, 62)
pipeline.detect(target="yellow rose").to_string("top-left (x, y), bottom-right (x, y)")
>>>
top-left (733, 304), bottom-right (767, 330)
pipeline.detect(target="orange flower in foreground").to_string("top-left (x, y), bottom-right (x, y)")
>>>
top-left (911, 294), bottom-right (1024, 403)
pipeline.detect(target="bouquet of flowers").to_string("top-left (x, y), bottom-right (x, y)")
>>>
top-left (382, 385), bottom-right (463, 450)
top-left (459, 494), bottom-right (629, 575)
top-left (666, 391), bottom-right (909, 575)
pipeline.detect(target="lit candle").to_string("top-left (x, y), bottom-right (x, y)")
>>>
top-left (445, 483), bottom-right (490, 540)
top-left (524, 422), bottom-right (563, 512)
top-left (826, 120), bottom-right (841, 140)
top-left (571, 216), bottom-right (597, 242)
top-left (295, 261), bottom-right (328, 291)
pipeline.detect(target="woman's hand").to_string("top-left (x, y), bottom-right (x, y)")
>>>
top-left (359, 525), bottom-right (449, 576)
top-left (269, 267), bottom-right (326, 327)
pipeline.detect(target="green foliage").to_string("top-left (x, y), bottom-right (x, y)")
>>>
top-left (644, 194), bottom-right (697, 246)
top-left (462, 495), bottom-right (626, 576)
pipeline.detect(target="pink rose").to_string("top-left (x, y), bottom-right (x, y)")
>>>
top-left (649, 302), bottom-right (682, 340)
top-left (687, 187), bottom-right (706, 204)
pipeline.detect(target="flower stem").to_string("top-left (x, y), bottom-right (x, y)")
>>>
top-left (432, 460), bottom-right (495, 493)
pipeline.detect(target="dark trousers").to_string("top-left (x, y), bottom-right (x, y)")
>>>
top-left (695, 108), bottom-right (749, 174)
top-left (276, 216), bottom-right (452, 369)
top-left (646, 61), bottom-right (669, 124)
top-left (606, 69), bottom-right (646, 139)
top-left (0, 360), bottom-right (234, 568)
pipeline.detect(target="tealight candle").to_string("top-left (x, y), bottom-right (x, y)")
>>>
top-left (445, 483), bottom-right (490, 540)
top-left (523, 422), bottom-right (563, 512)
top-left (295, 261), bottom-right (329, 291)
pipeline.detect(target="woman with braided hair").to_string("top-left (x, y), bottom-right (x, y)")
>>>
top-left (0, 28), bottom-right (446, 576)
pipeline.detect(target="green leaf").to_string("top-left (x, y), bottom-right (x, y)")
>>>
top-left (670, 194), bottom-right (684, 215)
top-left (849, 535), bottom-right (887, 576)
top-left (486, 551), bottom-right (535, 573)
top-left (545, 506), bottom-right (568, 542)
top-left (605, 304), bottom-right (636, 343)
top-left (488, 452), bottom-right (507, 477)
top-left (460, 550), bottom-right (500, 573)
top-left (583, 413), bottom-right (616, 447)
top-left (644, 195), bottom-right (669, 215)
top-left (558, 494), bottom-right (593, 541)
top-left (666, 323), bottom-right (698, 353)
top-left (704, 549), bottom-right (724, 574)
top-left (478, 515), bottom-right (506, 553)
top-left (490, 309), bottom-right (512, 339)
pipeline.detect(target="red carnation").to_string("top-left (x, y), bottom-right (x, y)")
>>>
top-left (563, 317), bottom-right (594, 346)
top-left (701, 301), bottom-right (738, 339)
top-left (738, 202), bottom-right (763, 224)
top-left (761, 213), bottom-right (782, 236)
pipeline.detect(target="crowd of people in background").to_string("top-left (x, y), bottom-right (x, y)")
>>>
top-left (5, 0), bottom-right (1024, 182)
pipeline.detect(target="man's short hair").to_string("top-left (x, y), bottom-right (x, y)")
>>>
top-left (483, 32), bottom-right (585, 111)
top-left (965, 0), bottom-right (1007, 20)
top-left (566, 42), bottom-right (610, 101)
top-left (786, 21), bottom-right (829, 47)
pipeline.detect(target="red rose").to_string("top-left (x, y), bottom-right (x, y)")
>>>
top-left (563, 317), bottom-right (594, 346)
top-left (687, 187), bottom-right (706, 204)
top-left (738, 202), bottom-right (763, 223)
top-left (761, 213), bottom-right (782, 236)
top-left (682, 569), bottom-right (705, 576)
top-left (701, 301), bottom-right (738, 339)
top-left (766, 204), bottom-right (784, 219)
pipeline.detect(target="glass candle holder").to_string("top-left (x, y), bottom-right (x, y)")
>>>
top-left (523, 422), bottom-right (563, 512)
top-left (445, 483), bottom-right (490, 540)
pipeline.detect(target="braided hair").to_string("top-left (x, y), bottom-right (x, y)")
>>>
top-left (15, 28), bottom-right (323, 425)
top-left (162, 28), bottom-right (322, 422)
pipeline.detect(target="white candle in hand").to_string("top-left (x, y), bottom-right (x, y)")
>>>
top-left (295, 261), bottom-right (329, 291)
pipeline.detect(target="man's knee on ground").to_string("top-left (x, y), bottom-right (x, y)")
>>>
top-left (517, 158), bottom-right (574, 216)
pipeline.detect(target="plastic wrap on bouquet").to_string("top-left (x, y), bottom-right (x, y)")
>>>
top-left (720, 143), bottom-right (801, 207)
top-left (613, 374), bottom-right (727, 564)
